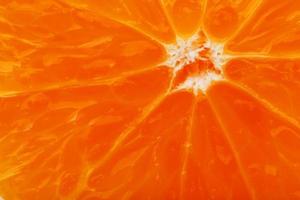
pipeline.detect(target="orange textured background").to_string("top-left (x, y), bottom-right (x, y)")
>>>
top-left (0, 0), bottom-right (300, 199)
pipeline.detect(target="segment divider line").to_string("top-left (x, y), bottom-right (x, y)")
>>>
top-left (207, 93), bottom-right (257, 200)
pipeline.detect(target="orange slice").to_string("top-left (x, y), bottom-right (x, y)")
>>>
top-left (0, 0), bottom-right (300, 199)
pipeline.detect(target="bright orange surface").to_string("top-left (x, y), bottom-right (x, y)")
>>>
top-left (0, 0), bottom-right (300, 199)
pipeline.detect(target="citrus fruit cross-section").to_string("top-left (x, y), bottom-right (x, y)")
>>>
top-left (0, 0), bottom-right (300, 200)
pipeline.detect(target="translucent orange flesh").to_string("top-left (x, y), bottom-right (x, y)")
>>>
top-left (0, 0), bottom-right (300, 200)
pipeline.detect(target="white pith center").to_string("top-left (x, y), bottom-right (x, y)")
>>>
top-left (164, 33), bottom-right (225, 94)
top-left (176, 72), bottom-right (223, 95)
top-left (165, 34), bottom-right (206, 72)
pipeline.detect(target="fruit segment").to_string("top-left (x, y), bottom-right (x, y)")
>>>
top-left (0, 3), bottom-right (166, 95)
top-left (83, 91), bottom-right (195, 199)
top-left (161, 0), bottom-right (203, 37)
top-left (225, 58), bottom-right (300, 123)
top-left (207, 82), bottom-right (300, 200)
top-left (0, 67), bottom-right (171, 199)
top-left (61, 0), bottom-right (176, 43)
top-left (226, 0), bottom-right (300, 55)
top-left (179, 99), bottom-right (251, 199)
top-left (203, 0), bottom-right (260, 41)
